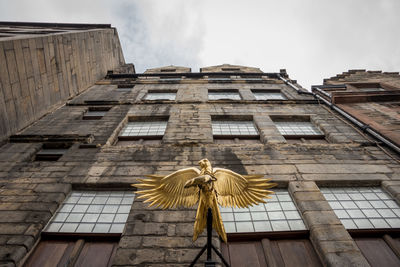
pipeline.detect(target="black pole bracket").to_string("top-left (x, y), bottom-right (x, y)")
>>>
top-left (189, 208), bottom-right (231, 267)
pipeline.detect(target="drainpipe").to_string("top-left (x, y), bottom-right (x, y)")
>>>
top-left (277, 74), bottom-right (400, 154)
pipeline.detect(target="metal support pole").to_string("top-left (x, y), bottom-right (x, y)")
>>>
top-left (205, 208), bottom-right (216, 267)
top-left (190, 208), bottom-right (230, 267)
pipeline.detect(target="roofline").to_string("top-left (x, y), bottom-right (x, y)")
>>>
top-left (106, 72), bottom-right (282, 79)
top-left (0, 21), bottom-right (112, 29)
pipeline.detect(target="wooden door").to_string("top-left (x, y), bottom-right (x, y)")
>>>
top-left (355, 235), bottom-right (400, 267)
top-left (221, 238), bottom-right (322, 267)
top-left (24, 240), bottom-right (118, 267)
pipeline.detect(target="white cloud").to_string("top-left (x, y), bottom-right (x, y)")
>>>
top-left (0, 0), bottom-right (399, 88)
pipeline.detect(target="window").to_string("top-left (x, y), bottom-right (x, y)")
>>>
top-left (44, 191), bottom-right (135, 234)
top-left (221, 67), bottom-right (240, 72)
top-left (208, 90), bottom-right (241, 100)
top-left (144, 91), bottom-right (176, 101)
top-left (212, 121), bottom-right (259, 138)
top-left (321, 187), bottom-right (400, 229)
top-left (275, 121), bottom-right (322, 137)
top-left (221, 189), bottom-right (306, 233)
top-left (116, 85), bottom-right (133, 92)
top-left (82, 107), bottom-right (111, 120)
top-left (348, 83), bottom-right (385, 92)
top-left (159, 75), bottom-right (182, 81)
top-left (252, 90), bottom-right (286, 100)
top-left (207, 75), bottom-right (232, 81)
top-left (119, 121), bottom-right (167, 140)
top-left (271, 116), bottom-right (326, 143)
top-left (240, 75), bottom-right (263, 81)
top-left (35, 144), bottom-right (70, 161)
top-left (160, 68), bottom-right (176, 72)
top-left (25, 191), bottom-right (134, 267)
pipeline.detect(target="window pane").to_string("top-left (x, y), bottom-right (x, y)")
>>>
top-left (144, 92), bottom-right (176, 100)
top-left (275, 121), bottom-right (322, 136)
top-left (212, 121), bottom-right (259, 136)
top-left (44, 191), bottom-right (135, 234)
top-left (322, 187), bottom-right (400, 229)
top-left (253, 91), bottom-right (286, 100)
top-left (119, 121), bottom-right (167, 137)
top-left (208, 92), bottom-right (241, 100)
top-left (221, 189), bottom-right (307, 233)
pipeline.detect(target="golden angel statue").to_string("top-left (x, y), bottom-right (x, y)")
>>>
top-left (134, 159), bottom-right (276, 243)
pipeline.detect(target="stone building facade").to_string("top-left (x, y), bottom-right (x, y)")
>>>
top-left (0, 22), bottom-right (130, 142)
top-left (1, 24), bottom-right (400, 267)
top-left (313, 70), bottom-right (400, 149)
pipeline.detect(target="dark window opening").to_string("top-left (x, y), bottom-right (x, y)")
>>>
top-left (82, 107), bottom-right (111, 120)
top-left (35, 143), bottom-right (71, 161)
top-left (116, 85), bottom-right (134, 92)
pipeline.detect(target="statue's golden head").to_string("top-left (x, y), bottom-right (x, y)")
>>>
top-left (198, 158), bottom-right (212, 170)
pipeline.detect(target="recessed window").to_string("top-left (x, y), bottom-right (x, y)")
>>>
top-left (82, 107), bottom-right (111, 120)
top-left (348, 83), bottom-right (386, 92)
top-left (35, 144), bottom-right (70, 161)
top-left (359, 87), bottom-right (385, 92)
top-left (208, 90), bottom-right (241, 100)
top-left (275, 121), bottom-right (322, 137)
top-left (252, 90), bottom-right (286, 100)
top-left (321, 187), bottom-right (400, 229)
top-left (221, 67), bottom-right (240, 72)
top-left (119, 121), bottom-right (167, 139)
top-left (144, 91), bottom-right (176, 100)
top-left (207, 75), bottom-right (232, 81)
top-left (240, 75), bottom-right (263, 81)
top-left (212, 121), bottom-right (259, 137)
top-left (159, 75), bottom-right (181, 81)
top-left (44, 191), bottom-right (135, 234)
top-left (160, 68), bottom-right (176, 72)
top-left (116, 85), bottom-right (133, 92)
top-left (221, 189), bottom-right (306, 233)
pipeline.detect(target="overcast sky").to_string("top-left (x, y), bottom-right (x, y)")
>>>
top-left (1, 0), bottom-right (399, 88)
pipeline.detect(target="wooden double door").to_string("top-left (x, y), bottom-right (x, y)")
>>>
top-left (221, 237), bottom-right (321, 267)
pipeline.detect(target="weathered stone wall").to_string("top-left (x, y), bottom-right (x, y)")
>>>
top-left (0, 76), bottom-right (399, 266)
top-left (321, 69), bottom-right (400, 148)
top-left (0, 28), bottom-right (125, 142)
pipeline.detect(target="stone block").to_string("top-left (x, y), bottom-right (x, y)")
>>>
top-left (34, 183), bottom-right (71, 194)
top-left (118, 236), bottom-right (142, 249)
top-left (142, 236), bottom-right (194, 248)
top-left (296, 164), bottom-right (392, 174)
top-left (321, 250), bottom-right (370, 267)
top-left (292, 191), bottom-right (325, 202)
top-left (0, 246), bottom-right (26, 264)
top-left (112, 248), bottom-right (165, 265)
top-left (310, 225), bottom-right (352, 242)
top-left (288, 181), bottom-right (319, 193)
top-left (297, 201), bottom-right (332, 212)
top-left (303, 211), bottom-right (341, 226)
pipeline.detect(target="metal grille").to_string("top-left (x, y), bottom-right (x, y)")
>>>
top-left (119, 121), bottom-right (167, 137)
top-left (144, 92), bottom-right (176, 100)
top-left (275, 121), bottom-right (322, 136)
top-left (208, 92), bottom-right (241, 100)
top-left (221, 189), bottom-right (306, 233)
top-left (212, 121), bottom-right (259, 136)
top-left (44, 191), bottom-right (135, 233)
top-left (321, 187), bottom-right (400, 229)
top-left (253, 92), bottom-right (286, 100)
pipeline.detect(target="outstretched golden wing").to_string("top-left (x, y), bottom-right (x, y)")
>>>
top-left (213, 168), bottom-right (276, 208)
top-left (134, 167), bottom-right (201, 209)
